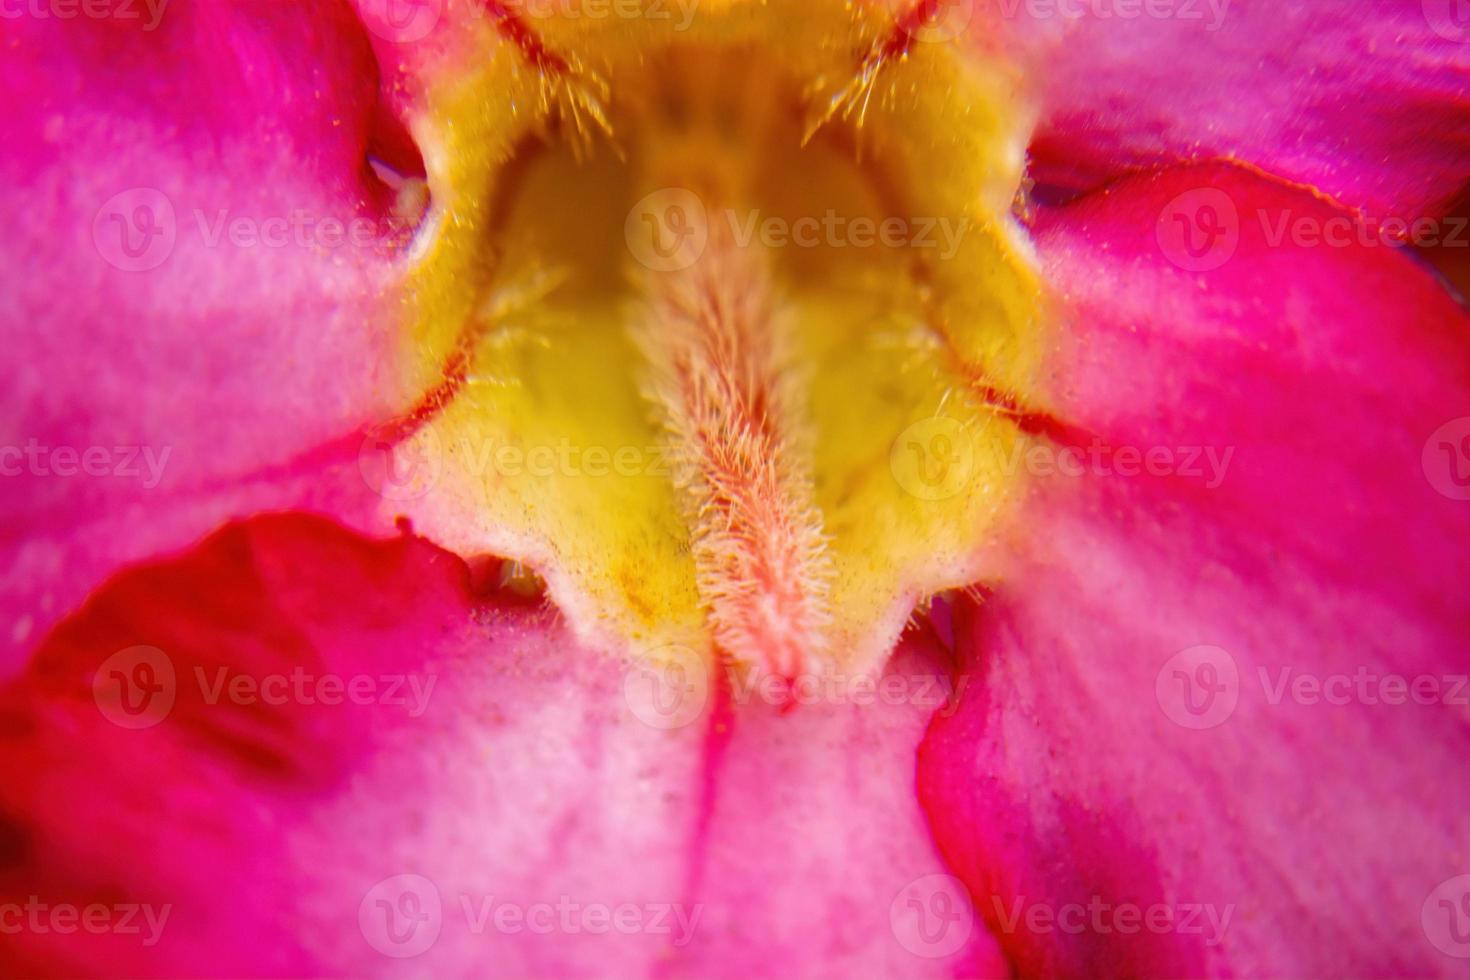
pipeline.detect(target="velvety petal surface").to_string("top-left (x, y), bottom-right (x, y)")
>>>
top-left (917, 164), bottom-right (1470, 976)
top-left (0, 1), bottom-right (416, 667)
top-left (0, 513), bottom-right (1002, 978)
top-left (992, 0), bottom-right (1470, 221)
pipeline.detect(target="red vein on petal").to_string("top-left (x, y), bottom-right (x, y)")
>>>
top-left (885, 0), bottom-right (947, 58)
top-left (376, 331), bottom-right (482, 444)
top-left (669, 662), bottom-right (736, 975)
top-left (479, 0), bottom-right (571, 74)
top-left (804, 0), bottom-right (953, 141)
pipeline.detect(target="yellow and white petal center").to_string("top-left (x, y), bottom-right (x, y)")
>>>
top-left (384, 0), bottom-right (1046, 683)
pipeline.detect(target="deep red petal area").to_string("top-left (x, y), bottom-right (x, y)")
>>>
top-left (917, 164), bottom-right (1470, 977)
top-left (0, 514), bottom-right (995, 978)
top-left (0, 516), bottom-right (481, 975)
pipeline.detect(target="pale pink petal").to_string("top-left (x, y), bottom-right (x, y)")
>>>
top-left (985, 0), bottom-right (1470, 220)
top-left (0, 514), bottom-right (1001, 978)
top-left (0, 2), bottom-right (416, 665)
top-left (918, 163), bottom-right (1470, 976)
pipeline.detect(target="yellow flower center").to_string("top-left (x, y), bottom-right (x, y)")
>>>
top-left (388, 0), bottom-right (1046, 682)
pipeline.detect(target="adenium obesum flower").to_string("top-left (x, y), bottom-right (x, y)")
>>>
top-left (3, 0), bottom-right (1469, 975)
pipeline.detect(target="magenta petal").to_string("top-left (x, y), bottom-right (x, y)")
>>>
top-left (0, 3), bottom-right (414, 665)
top-left (918, 164), bottom-right (1470, 976)
top-left (1006, 0), bottom-right (1470, 220)
top-left (0, 515), bottom-right (1003, 978)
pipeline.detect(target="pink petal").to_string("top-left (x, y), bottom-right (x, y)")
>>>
top-left (992, 0), bottom-right (1470, 220)
top-left (0, 514), bottom-right (1002, 978)
top-left (918, 163), bottom-right (1470, 975)
top-left (1, 2), bottom-right (415, 665)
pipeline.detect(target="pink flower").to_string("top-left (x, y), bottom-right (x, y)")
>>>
top-left (2, 0), bottom-right (1469, 976)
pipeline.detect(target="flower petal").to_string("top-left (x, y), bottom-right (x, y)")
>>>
top-left (917, 164), bottom-right (1470, 975)
top-left (992, 0), bottom-right (1470, 220)
top-left (0, 513), bottom-right (1002, 978)
top-left (0, 1), bottom-right (418, 664)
